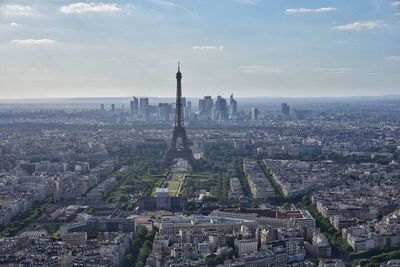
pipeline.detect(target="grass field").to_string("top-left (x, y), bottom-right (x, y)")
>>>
top-left (180, 172), bottom-right (223, 199)
top-left (167, 172), bottom-right (186, 196)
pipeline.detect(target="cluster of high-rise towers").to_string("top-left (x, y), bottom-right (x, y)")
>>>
top-left (198, 94), bottom-right (238, 121)
top-left (124, 94), bottom-right (238, 123)
top-left (128, 97), bottom-right (151, 121)
top-left (101, 98), bottom-right (292, 122)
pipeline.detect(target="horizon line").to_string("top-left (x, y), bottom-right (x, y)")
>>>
top-left (1, 94), bottom-right (400, 101)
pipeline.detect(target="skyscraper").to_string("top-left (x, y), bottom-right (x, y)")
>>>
top-left (199, 99), bottom-right (205, 116)
top-left (111, 104), bottom-right (115, 113)
top-left (158, 103), bottom-right (172, 121)
top-left (139, 98), bottom-right (149, 113)
top-left (182, 97), bottom-right (187, 109)
top-left (214, 96), bottom-right (228, 120)
top-left (130, 97), bottom-right (139, 115)
top-left (144, 107), bottom-right (151, 122)
top-left (186, 101), bottom-right (192, 120)
top-left (229, 94), bottom-right (238, 120)
top-left (182, 97), bottom-right (187, 121)
top-left (199, 96), bottom-right (214, 120)
top-left (281, 103), bottom-right (290, 116)
top-left (204, 96), bottom-right (213, 118)
top-left (251, 108), bottom-right (259, 120)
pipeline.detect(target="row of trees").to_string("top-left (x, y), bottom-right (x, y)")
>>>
top-left (357, 248), bottom-right (400, 266)
top-left (124, 225), bottom-right (157, 267)
top-left (257, 160), bottom-right (286, 198)
top-left (296, 195), bottom-right (353, 254)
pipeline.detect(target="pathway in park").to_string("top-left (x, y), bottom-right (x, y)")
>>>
top-left (164, 159), bottom-right (188, 196)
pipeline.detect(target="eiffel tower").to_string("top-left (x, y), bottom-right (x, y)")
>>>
top-left (163, 63), bottom-right (196, 169)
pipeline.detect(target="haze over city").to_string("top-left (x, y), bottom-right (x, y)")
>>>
top-left (0, 0), bottom-right (399, 99)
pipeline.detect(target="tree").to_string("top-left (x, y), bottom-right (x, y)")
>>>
top-left (283, 202), bottom-right (291, 210)
top-left (124, 254), bottom-right (134, 267)
top-left (301, 195), bottom-right (311, 206)
top-left (135, 240), bottom-right (153, 267)
top-left (136, 225), bottom-right (148, 240)
top-left (206, 254), bottom-right (224, 267)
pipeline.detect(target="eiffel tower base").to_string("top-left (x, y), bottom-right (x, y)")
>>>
top-left (163, 148), bottom-right (196, 170)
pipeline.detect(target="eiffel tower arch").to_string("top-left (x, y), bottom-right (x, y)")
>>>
top-left (163, 63), bottom-right (196, 169)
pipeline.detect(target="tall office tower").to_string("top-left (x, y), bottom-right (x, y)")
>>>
top-left (100, 104), bottom-right (105, 111)
top-left (186, 101), bottom-right (192, 120)
top-left (221, 97), bottom-right (228, 120)
top-left (281, 103), bottom-right (290, 116)
top-left (204, 96), bottom-right (213, 118)
top-left (139, 97), bottom-right (149, 114)
top-left (229, 94), bottom-right (238, 119)
top-left (182, 97), bottom-right (187, 109)
top-left (251, 108), bottom-right (259, 120)
top-left (144, 107), bottom-right (151, 122)
top-left (182, 97), bottom-right (187, 121)
top-left (111, 104), bottom-right (115, 113)
top-left (158, 103), bottom-right (172, 121)
top-left (164, 63), bottom-right (196, 169)
top-left (199, 99), bottom-right (205, 115)
top-left (215, 96), bottom-right (228, 120)
top-left (211, 106), bottom-right (219, 121)
top-left (130, 97), bottom-right (139, 115)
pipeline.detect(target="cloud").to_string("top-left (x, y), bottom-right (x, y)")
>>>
top-left (60, 2), bottom-right (121, 14)
top-left (387, 56), bottom-right (400, 62)
top-left (392, 1), bottom-right (400, 7)
top-left (1, 4), bottom-right (35, 16)
top-left (232, 0), bottom-right (259, 6)
top-left (9, 22), bottom-right (23, 27)
top-left (286, 7), bottom-right (337, 14)
top-left (11, 39), bottom-right (57, 45)
top-left (148, 0), bottom-right (189, 12)
top-left (395, 12), bottom-right (400, 16)
top-left (192, 46), bottom-right (224, 51)
top-left (313, 67), bottom-right (352, 77)
top-left (332, 21), bottom-right (385, 30)
top-left (336, 40), bottom-right (349, 44)
top-left (238, 66), bottom-right (282, 73)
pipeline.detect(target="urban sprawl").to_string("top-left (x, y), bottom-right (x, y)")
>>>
top-left (0, 92), bottom-right (399, 267)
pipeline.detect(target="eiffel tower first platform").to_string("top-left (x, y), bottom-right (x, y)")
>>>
top-left (163, 63), bottom-right (196, 169)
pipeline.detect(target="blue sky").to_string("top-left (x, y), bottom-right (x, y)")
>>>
top-left (0, 0), bottom-right (399, 98)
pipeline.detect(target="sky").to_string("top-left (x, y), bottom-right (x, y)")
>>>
top-left (0, 0), bottom-right (399, 98)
